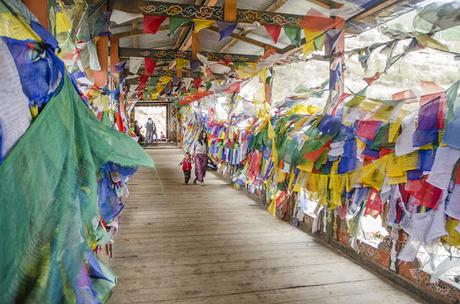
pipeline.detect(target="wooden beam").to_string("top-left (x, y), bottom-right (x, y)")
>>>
top-left (224, 0), bottom-right (237, 22)
top-left (178, 0), bottom-right (218, 52)
top-left (306, 0), bottom-right (344, 9)
top-left (110, 36), bottom-right (120, 74)
top-left (113, 1), bottom-right (305, 26)
top-left (207, 26), bottom-right (280, 51)
top-left (219, 0), bottom-right (288, 53)
top-left (126, 70), bottom-right (202, 85)
top-left (113, 25), bottom-right (169, 38)
top-left (127, 68), bottom-right (202, 77)
top-left (119, 47), bottom-right (260, 62)
top-left (353, 0), bottom-right (400, 21)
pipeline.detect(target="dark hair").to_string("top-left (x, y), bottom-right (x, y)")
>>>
top-left (185, 152), bottom-right (190, 156)
top-left (198, 131), bottom-right (207, 145)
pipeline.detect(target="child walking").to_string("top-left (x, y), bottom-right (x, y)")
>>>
top-left (179, 152), bottom-right (192, 184)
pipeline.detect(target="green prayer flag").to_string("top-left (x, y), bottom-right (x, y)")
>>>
top-left (169, 17), bottom-right (189, 36)
top-left (284, 25), bottom-right (301, 46)
top-left (345, 88), bottom-right (368, 108)
top-left (0, 76), bottom-right (153, 303)
top-left (446, 80), bottom-right (460, 122)
top-left (314, 33), bottom-right (325, 51)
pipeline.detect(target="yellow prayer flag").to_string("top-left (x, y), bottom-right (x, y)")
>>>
top-left (259, 67), bottom-right (268, 83)
top-left (297, 160), bottom-right (314, 173)
top-left (360, 156), bottom-right (389, 190)
top-left (419, 143), bottom-right (433, 150)
top-left (400, 152), bottom-right (418, 171)
top-left (356, 138), bottom-right (366, 153)
top-left (306, 173), bottom-right (318, 193)
top-left (267, 121), bottom-right (276, 139)
top-left (293, 172), bottom-right (305, 192)
top-left (56, 11), bottom-right (72, 33)
top-left (387, 174), bottom-right (407, 185)
top-left (288, 171), bottom-right (296, 190)
top-left (0, 13), bottom-right (40, 41)
top-left (158, 76), bottom-right (173, 85)
top-left (414, 33), bottom-right (449, 52)
top-left (30, 106), bottom-right (39, 119)
top-left (276, 168), bottom-right (285, 183)
top-left (388, 120), bottom-right (401, 143)
top-left (345, 172), bottom-right (359, 192)
top-left (303, 29), bottom-right (321, 56)
top-left (192, 19), bottom-right (215, 33)
top-left (236, 63), bottom-right (257, 78)
top-left (176, 58), bottom-right (189, 69)
top-left (267, 198), bottom-right (277, 217)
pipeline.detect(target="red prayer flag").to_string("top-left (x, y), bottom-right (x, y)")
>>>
top-left (143, 16), bottom-right (166, 34)
top-left (144, 58), bottom-right (156, 76)
top-left (115, 112), bottom-right (125, 133)
top-left (406, 179), bottom-right (443, 209)
top-left (263, 24), bottom-right (282, 44)
top-left (355, 120), bottom-right (382, 141)
top-left (193, 78), bottom-right (202, 89)
top-left (301, 9), bottom-right (342, 31)
top-left (304, 140), bottom-right (331, 161)
top-left (454, 164), bottom-right (460, 184)
top-left (223, 82), bottom-right (241, 94)
top-left (365, 188), bottom-right (383, 218)
top-left (363, 72), bottom-right (382, 86)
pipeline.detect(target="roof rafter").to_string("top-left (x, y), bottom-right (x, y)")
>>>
top-left (126, 69), bottom-right (202, 85)
top-left (218, 0), bottom-right (288, 53)
top-left (113, 1), bottom-right (306, 27)
top-left (206, 26), bottom-right (281, 51)
top-left (112, 24), bottom-right (169, 38)
top-left (119, 47), bottom-right (260, 62)
top-left (306, 0), bottom-right (344, 9)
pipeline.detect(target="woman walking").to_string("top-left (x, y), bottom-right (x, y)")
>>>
top-left (193, 131), bottom-right (208, 185)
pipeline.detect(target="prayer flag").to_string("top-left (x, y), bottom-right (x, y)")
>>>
top-left (303, 28), bottom-right (321, 56)
top-left (193, 19), bottom-right (215, 33)
top-left (144, 58), bottom-right (156, 76)
top-left (176, 58), bottom-right (189, 69)
top-left (169, 17), bottom-right (189, 36)
top-left (314, 33), bottom-right (325, 51)
top-left (413, 97), bottom-right (441, 147)
top-left (264, 24), bottom-right (282, 44)
top-left (301, 9), bottom-right (339, 32)
top-left (443, 81), bottom-right (460, 148)
top-left (143, 16), bottom-right (166, 34)
top-left (56, 11), bottom-right (72, 33)
top-left (193, 78), bottom-right (202, 89)
top-left (284, 25), bottom-right (301, 46)
top-left (217, 21), bottom-right (237, 41)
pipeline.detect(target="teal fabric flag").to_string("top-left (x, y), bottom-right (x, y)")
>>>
top-left (284, 25), bottom-right (301, 46)
top-left (169, 17), bottom-right (189, 36)
top-left (0, 76), bottom-right (153, 303)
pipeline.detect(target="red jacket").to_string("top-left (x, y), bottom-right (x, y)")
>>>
top-left (182, 159), bottom-right (192, 171)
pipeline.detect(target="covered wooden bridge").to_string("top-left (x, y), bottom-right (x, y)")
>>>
top-left (2, 0), bottom-right (460, 304)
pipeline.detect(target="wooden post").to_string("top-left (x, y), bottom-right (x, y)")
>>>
top-left (93, 36), bottom-right (108, 88)
top-left (224, 0), bottom-right (237, 22)
top-left (110, 36), bottom-right (120, 75)
top-left (23, 0), bottom-right (49, 29)
top-left (191, 31), bottom-right (200, 60)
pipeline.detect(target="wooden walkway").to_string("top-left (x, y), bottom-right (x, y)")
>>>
top-left (110, 147), bottom-right (424, 304)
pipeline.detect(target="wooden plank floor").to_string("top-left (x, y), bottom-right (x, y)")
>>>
top-left (110, 147), bottom-right (424, 304)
